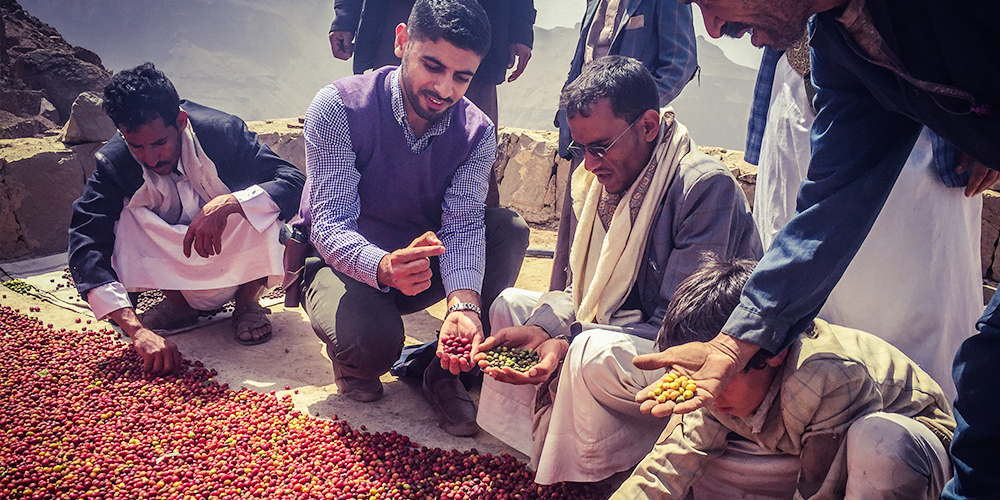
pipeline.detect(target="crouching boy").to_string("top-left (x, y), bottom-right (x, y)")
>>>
top-left (614, 256), bottom-right (954, 500)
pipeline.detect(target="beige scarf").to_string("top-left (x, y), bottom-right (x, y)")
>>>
top-left (570, 107), bottom-right (693, 324)
top-left (126, 121), bottom-right (231, 219)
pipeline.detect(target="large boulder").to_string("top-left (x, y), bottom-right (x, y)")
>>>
top-left (495, 128), bottom-right (566, 224)
top-left (982, 190), bottom-right (1000, 280)
top-left (246, 117), bottom-right (306, 173)
top-left (11, 49), bottom-right (111, 124)
top-left (0, 136), bottom-right (89, 260)
top-left (58, 91), bottom-right (116, 145)
top-left (0, 88), bottom-right (58, 139)
top-left (0, 109), bottom-right (57, 139)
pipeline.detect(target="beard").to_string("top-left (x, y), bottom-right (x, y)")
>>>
top-left (399, 62), bottom-right (454, 123)
top-left (752, 1), bottom-right (812, 50)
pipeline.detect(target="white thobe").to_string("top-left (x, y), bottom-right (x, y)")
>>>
top-left (753, 54), bottom-right (983, 399)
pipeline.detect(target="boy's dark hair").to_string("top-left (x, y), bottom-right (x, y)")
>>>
top-left (655, 254), bottom-right (776, 371)
top-left (559, 55), bottom-right (659, 123)
top-left (102, 62), bottom-right (181, 133)
top-left (407, 0), bottom-right (491, 59)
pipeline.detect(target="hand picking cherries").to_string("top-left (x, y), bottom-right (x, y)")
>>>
top-left (483, 347), bottom-right (540, 372)
top-left (645, 370), bottom-right (698, 404)
top-left (441, 335), bottom-right (472, 362)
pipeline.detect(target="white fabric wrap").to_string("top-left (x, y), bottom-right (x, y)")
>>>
top-left (570, 108), bottom-right (692, 325)
top-left (111, 122), bottom-right (283, 295)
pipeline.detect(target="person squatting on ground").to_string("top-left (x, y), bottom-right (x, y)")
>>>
top-left (475, 56), bottom-right (760, 484)
top-left (68, 62), bottom-right (305, 376)
top-left (301, 0), bottom-right (529, 436)
top-left (613, 256), bottom-right (955, 500)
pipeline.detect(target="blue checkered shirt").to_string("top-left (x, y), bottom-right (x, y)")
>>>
top-left (744, 47), bottom-right (784, 166)
top-left (304, 68), bottom-right (495, 294)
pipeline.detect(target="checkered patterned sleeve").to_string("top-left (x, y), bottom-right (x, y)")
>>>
top-left (304, 84), bottom-right (389, 291)
top-left (744, 47), bottom-right (784, 165)
top-left (437, 124), bottom-right (496, 296)
top-left (929, 129), bottom-right (969, 188)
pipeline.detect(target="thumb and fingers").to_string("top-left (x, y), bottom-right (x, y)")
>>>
top-left (961, 154), bottom-right (998, 197)
top-left (329, 31), bottom-right (354, 60)
top-left (507, 44), bottom-right (531, 83)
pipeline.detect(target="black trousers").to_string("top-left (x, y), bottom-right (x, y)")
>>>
top-left (302, 207), bottom-right (529, 379)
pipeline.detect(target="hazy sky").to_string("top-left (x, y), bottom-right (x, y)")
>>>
top-left (536, 0), bottom-right (762, 69)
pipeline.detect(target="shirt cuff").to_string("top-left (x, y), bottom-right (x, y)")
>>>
top-left (232, 185), bottom-right (281, 232)
top-left (720, 302), bottom-right (794, 355)
top-left (353, 245), bottom-right (391, 291)
top-left (86, 282), bottom-right (133, 321)
top-left (441, 270), bottom-right (483, 297)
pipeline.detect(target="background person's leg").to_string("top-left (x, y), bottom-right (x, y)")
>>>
top-left (845, 412), bottom-right (951, 500)
top-left (482, 207), bottom-right (530, 336)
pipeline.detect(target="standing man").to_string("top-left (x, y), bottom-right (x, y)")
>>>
top-left (745, 42), bottom-right (982, 399)
top-left (303, 0), bottom-right (529, 437)
top-left (632, 1), bottom-right (1000, 499)
top-left (551, 0), bottom-right (700, 290)
top-left (329, 0), bottom-right (536, 206)
top-left (68, 63), bottom-right (305, 376)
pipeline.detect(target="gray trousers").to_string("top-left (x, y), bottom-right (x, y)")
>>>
top-left (302, 207), bottom-right (529, 380)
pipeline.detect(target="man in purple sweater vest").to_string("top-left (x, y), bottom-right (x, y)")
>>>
top-left (301, 0), bottom-right (529, 437)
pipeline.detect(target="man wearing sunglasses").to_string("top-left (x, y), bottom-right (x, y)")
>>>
top-left (473, 56), bottom-right (761, 486)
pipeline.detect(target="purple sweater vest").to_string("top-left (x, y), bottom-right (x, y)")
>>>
top-left (333, 67), bottom-right (491, 252)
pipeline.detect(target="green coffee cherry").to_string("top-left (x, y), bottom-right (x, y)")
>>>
top-left (483, 346), bottom-right (540, 372)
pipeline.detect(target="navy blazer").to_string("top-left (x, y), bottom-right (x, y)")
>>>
top-left (67, 101), bottom-right (305, 298)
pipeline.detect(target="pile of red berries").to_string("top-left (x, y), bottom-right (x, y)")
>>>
top-left (441, 336), bottom-right (473, 363)
top-left (0, 302), bottom-right (602, 499)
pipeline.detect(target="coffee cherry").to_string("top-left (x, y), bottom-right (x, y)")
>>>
top-left (441, 336), bottom-right (473, 364)
top-left (644, 370), bottom-right (698, 404)
top-left (482, 346), bottom-right (540, 372)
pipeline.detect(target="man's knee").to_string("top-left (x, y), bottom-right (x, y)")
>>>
top-left (570, 330), bottom-right (658, 396)
top-left (489, 287), bottom-right (540, 331)
top-left (486, 207), bottom-right (530, 248)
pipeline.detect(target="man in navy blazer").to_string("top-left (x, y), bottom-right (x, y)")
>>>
top-left (68, 63), bottom-right (304, 376)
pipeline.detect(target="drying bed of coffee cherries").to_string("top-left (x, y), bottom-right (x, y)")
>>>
top-left (0, 303), bottom-right (601, 499)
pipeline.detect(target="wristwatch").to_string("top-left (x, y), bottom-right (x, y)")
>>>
top-left (446, 302), bottom-right (482, 318)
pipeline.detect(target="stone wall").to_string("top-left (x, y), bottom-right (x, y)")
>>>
top-left (2, 117), bottom-right (999, 292)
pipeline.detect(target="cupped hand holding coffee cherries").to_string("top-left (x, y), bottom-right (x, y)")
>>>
top-left (474, 325), bottom-right (570, 385)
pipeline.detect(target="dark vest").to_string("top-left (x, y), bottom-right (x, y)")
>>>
top-left (333, 66), bottom-right (491, 252)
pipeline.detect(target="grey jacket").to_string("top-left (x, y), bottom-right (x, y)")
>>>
top-left (526, 151), bottom-right (762, 341)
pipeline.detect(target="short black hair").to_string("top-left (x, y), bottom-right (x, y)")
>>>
top-left (407, 0), bottom-right (491, 59)
top-left (559, 55), bottom-right (659, 123)
top-left (102, 62), bottom-right (181, 133)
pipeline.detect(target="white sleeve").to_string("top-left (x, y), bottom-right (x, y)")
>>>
top-left (86, 281), bottom-right (133, 320)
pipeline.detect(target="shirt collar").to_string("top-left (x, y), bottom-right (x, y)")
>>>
top-left (390, 68), bottom-right (453, 141)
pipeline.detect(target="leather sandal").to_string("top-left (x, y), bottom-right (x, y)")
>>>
top-left (232, 304), bottom-right (272, 346)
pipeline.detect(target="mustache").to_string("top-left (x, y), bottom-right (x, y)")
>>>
top-left (420, 90), bottom-right (453, 104)
top-left (149, 161), bottom-right (172, 171)
top-left (720, 22), bottom-right (753, 39)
